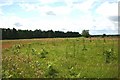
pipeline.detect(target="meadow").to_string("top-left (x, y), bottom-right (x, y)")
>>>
top-left (2, 37), bottom-right (118, 78)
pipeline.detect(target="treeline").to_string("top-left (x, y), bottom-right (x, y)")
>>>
top-left (91, 35), bottom-right (119, 37)
top-left (1, 28), bottom-right (81, 40)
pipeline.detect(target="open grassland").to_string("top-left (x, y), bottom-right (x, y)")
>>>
top-left (2, 37), bottom-right (118, 78)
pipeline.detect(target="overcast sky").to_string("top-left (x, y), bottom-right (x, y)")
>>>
top-left (0, 0), bottom-right (119, 35)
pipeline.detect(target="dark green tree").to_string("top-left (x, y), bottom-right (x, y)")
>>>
top-left (81, 30), bottom-right (90, 38)
top-left (102, 34), bottom-right (106, 38)
top-left (2, 28), bottom-right (81, 39)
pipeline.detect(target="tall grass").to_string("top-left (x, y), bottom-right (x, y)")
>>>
top-left (2, 37), bottom-right (118, 78)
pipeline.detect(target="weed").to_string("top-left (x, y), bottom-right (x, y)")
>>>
top-left (45, 64), bottom-right (58, 78)
top-left (31, 48), bottom-right (37, 55)
top-left (69, 66), bottom-right (77, 78)
top-left (103, 48), bottom-right (114, 63)
top-left (40, 49), bottom-right (48, 58)
top-left (2, 38), bottom-right (118, 78)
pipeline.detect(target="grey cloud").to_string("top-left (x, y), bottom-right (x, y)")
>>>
top-left (90, 29), bottom-right (118, 35)
top-left (106, 0), bottom-right (118, 3)
top-left (109, 16), bottom-right (120, 22)
top-left (46, 11), bottom-right (56, 16)
top-left (0, 0), bottom-right (39, 3)
top-left (14, 22), bottom-right (23, 27)
top-left (72, 1), bottom-right (85, 4)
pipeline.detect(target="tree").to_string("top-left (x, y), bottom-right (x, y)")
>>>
top-left (12, 28), bottom-right (18, 39)
top-left (47, 30), bottom-right (54, 38)
top-left (81, 30), bottom-right (90, 38)
top-left (102, 34), bottom-right (106, 38)
top-left (2, 28), bottom-right (81, 39)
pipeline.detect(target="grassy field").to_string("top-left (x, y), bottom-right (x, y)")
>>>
top-left (2, 37), bottom-right (118, 78)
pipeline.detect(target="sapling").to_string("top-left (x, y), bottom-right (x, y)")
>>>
top-left (65, 45), bottom-right (68, 59)
top-left (112, 38), bottom-right (114, 52)
top-left (95, 38), bottom-right (98, 47)
top-left (76, 39), bottom-right (79, 55)
top-left (110, 38), bottom-right (116, 60)
top-left (82, 38), bottom-right (87, 51)
top-left (98, 38), bottom-right (100, 44)
top-left (103, 37), bottom-right (106, 43)
top-left (89, 36), bottom-right (92, 42)
top-left (27, 44), bottom-right (31, 63)
top-left (102, 38), bottom-right (106, 55)
top-left (65, 39), bottom-right (69, 59)
top-left (73, 40), bottom-right (76, 57)
top-left (52, 38), bottom-right (56, 46)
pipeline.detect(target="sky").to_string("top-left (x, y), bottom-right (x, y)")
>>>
top-left (0, 0), bottom-right (119, 35)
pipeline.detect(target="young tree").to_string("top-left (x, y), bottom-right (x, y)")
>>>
top-left (81, 30), bottom-right (90, 38)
